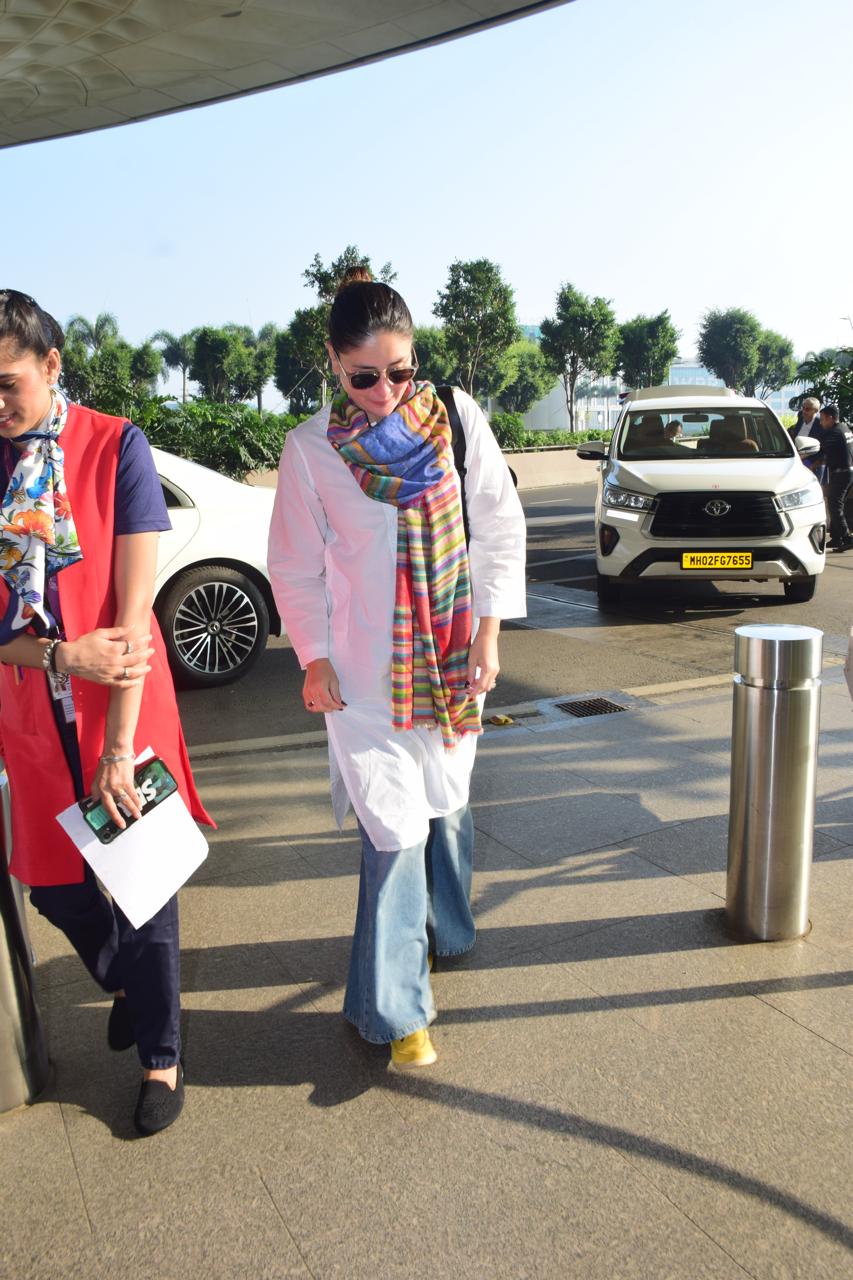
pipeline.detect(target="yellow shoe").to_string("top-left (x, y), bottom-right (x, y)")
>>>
top-left (428, 953), bottom-right (434, 972)
top-left (390, 1029), bottom-right (437, 1070)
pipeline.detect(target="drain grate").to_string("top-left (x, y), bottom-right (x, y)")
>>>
top-left (555, 697), bottom-right (627, 718)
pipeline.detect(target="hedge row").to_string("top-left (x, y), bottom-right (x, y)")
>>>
top-left (134, 399), bottom-right (305, 480)
top-left (135, 400), bottom-right (606, 482)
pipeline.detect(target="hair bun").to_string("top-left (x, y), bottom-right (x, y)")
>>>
top-left (336, 265), bottom-right (374, 294)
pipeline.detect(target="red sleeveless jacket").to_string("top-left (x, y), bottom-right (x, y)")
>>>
top-left (0, 403), bottom-right (213, 886)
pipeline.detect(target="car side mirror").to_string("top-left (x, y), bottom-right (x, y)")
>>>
top-left (576, 441), bottom-right (606, 460)
top-left (796, 436), bottom-right (821, 456)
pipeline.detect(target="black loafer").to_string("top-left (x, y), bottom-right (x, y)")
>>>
top-left (133, 1063), bottom-right (185, 1137)
top-left (107, 996), bottom-right (135, 1051)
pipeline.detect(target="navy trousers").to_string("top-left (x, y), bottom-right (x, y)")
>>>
top-left (826, 469), bottom-right (853, 546)
top-left (30, 865), bottom-right (181, 1069)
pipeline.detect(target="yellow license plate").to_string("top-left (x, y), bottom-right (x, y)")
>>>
top-left (681, 551), bottom-right (753, 570)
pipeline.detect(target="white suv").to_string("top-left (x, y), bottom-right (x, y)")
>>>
top-left (577, 385), bottom-right (826, 605)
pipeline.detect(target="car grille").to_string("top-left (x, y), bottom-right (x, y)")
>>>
top-left (650, 492), bottom-right (784, 539)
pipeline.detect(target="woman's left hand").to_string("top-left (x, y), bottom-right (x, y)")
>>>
top-left (92, 757), bottom-right (142, 830)
top-left (466, 619), bottom-right (500, 697)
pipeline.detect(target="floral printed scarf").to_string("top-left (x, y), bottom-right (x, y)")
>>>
top-left (327, 380), bottom-right (481, 749)
top-left (0, 389), bottom-right (82, 641)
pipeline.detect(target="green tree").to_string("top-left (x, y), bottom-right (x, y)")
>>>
top-left (539, 284), bottom-right (618, 431)
top-left (245, 323), bottom-right (278, 414)
top-left (189, 327), bottom-right (234, 402)
top-left (617, 311), bottom-right (680, 389)
top-left (433, 258), bottom-right (519, 398)
top-left (697, 307), bottom-right (762, 391)
top-left (497, 340), bottom-right (555, 413)
top-left (791, 347), bottom-right (853, 420)
top-left (752, 329), bottom-right (796, 399)
top-left (413, 325), bottom-right (456, 386)
top-left (219, 322), bottom-right (279, 411)
top-left (303, 246), bottom-right (396, 304)
top-left (59, 334), bottom-right (96, 404)
top-left (151, 329), bottom-right (197, 402)
top-left (59, 337), bottom-right (163, 419)
top-left (65, 311), bottom-right (119, 352)
top-left (274, 307), bottom-right (329, 413)
top-left (129, 341), bottom-right (163, 396)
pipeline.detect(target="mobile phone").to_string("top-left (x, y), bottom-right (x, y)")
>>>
top-left (80, 757), bottom-right (178, 845)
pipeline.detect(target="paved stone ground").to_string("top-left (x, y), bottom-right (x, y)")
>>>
top-left (2, 646), bottom-right (852, 1278)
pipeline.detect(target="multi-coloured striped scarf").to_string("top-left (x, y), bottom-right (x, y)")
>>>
top-left (327, 380), bottom-right (481, 748)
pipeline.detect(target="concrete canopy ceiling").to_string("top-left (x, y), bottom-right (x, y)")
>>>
top-left (0, 0), bottom-right (572, 149)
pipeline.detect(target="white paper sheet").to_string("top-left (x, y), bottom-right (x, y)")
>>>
top-left (56, 753), bottom-right (208, 928)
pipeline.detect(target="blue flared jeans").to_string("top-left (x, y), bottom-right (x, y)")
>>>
top-left (343, 804), bottom-right (476, 1044)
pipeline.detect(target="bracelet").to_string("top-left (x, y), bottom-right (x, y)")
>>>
top-left (42, 638), bottom-right (62, 674)
top-left (100, 752), bottom-right (135, 765)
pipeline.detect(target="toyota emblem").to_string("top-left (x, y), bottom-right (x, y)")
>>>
top-left (704, 499), bottom-right (731, 517)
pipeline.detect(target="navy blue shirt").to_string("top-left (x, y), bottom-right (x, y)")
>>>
top-left (1, 421), bottom-right (171, 538)
top-left (114, 422), bottom-right (172, 534)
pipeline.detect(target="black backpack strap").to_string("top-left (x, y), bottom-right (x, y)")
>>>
top-left (437, 384), bottom-right (469, 543)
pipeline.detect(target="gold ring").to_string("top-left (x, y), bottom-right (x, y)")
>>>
top-left (122, 667), bottom-right (129, 680)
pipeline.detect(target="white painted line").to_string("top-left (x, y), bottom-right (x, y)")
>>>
top-left (623, 674), bottom-right (732, 697)
top-left (526, 513), bottom-right (593, 527)
top-left (527, 552), bottom-right (593, 567)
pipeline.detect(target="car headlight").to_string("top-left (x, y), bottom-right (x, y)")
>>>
top-left (603, 483), bottom-right (655, 511)
top-left (774, 485), bottom-right (822, 511)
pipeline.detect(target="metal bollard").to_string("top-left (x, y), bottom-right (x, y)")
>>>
top-left (726, 623), bottom-right (823, 941)
top-left (0, 763), bottom-right (49, 1112)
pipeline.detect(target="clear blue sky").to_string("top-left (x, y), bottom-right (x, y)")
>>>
top-left (4, 0), bottom-right (852, 398)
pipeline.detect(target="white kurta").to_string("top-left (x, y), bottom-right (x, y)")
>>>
top-left (267, 389), bottom-right (527, 851)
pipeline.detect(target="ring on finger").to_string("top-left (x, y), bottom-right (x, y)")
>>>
top-left (122, 667), bottom-right (129, 680)
top-left (307, 700), bottom-right (315, 708)
top-left (125, 640), bottom-right (134, 655)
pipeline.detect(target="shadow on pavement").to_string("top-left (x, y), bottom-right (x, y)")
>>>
top-left (33, 976), bottom-right (853, 1251)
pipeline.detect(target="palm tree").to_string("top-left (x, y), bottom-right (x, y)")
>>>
top-left (65, 311), bottom-right (119, 351)
top-left (151, 329), bottom-right (197, 402)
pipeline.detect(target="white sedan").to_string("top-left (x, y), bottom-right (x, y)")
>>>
top-left (153, 448), bottom-right (281, 688)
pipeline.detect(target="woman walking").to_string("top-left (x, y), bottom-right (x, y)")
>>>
top-left (0, 289), bottom-right (211, 1134)
top-left (268, 271), bottom-right (526, 1068)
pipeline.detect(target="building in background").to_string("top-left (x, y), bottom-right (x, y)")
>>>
top-left (521, 354), bottom-right (801, 434)
top-left (667, 358), bottom-right (799, 417)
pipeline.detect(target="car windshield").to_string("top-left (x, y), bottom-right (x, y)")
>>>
top-left (617, 407), bottom-right (792, 460)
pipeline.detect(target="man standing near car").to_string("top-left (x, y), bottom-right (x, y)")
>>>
top-left (790, 397), bottom-right (821, 441)
top-left (816, 403), bottom-right (853, 551)
top-left (791, 397), bottom-right (825, 482)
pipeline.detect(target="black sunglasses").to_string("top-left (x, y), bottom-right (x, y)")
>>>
top-left (334, 347), bottom-right (418, 391)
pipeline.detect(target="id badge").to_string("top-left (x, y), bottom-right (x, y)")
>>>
top-left (47, 671), bottom-right (75, 723)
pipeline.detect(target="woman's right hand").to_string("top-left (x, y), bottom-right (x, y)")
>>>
top-left (303, 658), bottom-right (346, 713)
top-left (56, 627), bottom-right (154, 686)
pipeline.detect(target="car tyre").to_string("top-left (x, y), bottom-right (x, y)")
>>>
top-left (596, 571), bottom-right (621, 606)
top-left (156, 564), bottom-right (269, 689)
top-left (782, 575), bottom-right (817, 604)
